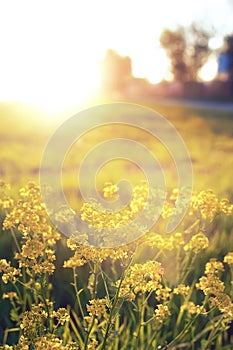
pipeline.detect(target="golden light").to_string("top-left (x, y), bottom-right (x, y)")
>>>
top-left (132, 48), bottom-right (169, 84)
top-left (198, 57), bottom-right (218, 82)
top-left (0, 1), bottom-right (106, 118)
top-left (0, 0), bottom-right (231, 118)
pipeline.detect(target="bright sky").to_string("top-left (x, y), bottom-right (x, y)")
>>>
top-left (0, 0), bottom-right (233, 114)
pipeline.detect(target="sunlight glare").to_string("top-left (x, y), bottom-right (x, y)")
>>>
top-left (0, 1), bottom-right (104, 118)
top-left (132, 48), bottom-right (169, 84)
top-left (1, 0), bottom-right (231, 116)
top-left (198, 57), bottom-right (218, 81)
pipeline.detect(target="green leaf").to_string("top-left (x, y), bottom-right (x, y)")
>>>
top-left (10, 308), bottom-right (20, 322)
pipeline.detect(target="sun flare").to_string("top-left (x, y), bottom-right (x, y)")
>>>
top-left (0, 0), bottom-right (231, 119)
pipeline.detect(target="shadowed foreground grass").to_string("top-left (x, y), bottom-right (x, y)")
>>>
top-left (0, 181), bottom-right (232, 349)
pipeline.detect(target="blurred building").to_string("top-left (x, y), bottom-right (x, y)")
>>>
top-left (217, 36), bottom-right (233, 81)
top-left (218, 52), bottom-right (233, 80)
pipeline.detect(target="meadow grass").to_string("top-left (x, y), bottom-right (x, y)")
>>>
top-left (1, 100), bottom-right (233, 196)
top-left (0, 100), bottom-right (233, 349)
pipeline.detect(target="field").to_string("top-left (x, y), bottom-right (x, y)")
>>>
top-left (1, 100), bottom-right (233, 196)
top-left (0, 100), bottom-right (233, 349)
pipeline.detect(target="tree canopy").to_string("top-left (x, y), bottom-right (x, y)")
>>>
top-left (160, 24), bottom-right (213, 82)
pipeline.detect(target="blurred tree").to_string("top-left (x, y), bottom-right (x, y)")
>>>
top-left (225, 35), bottom-right (233, 53)
top-left (101, 49), bottom-right (132, 95)
top-left (218, 34), bottom-right (233, 80)
top-left (160, 24), bottom-right (213, 81)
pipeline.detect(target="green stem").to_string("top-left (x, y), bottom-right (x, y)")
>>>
top-left (202, 314), bottom-right (225, 350)
top-left (114, 314), bottom-right (120, 350)
top-left (9, 226), bottom-right (27, 312)
top-left (175, 280), bottom-right (196, 332)
top-left (176, 247), bottom-right (182, 281)
top-left (73, 268), bottom-right (85, 320)
top-left (84, 315), bottom-right (96, 350)
top-left (100, 268), bottom-right (110, 302)
top-left (84, 261), bottom-right (99, 350)
top-left (164, 296), bottom-right (208, 350)
top-left (152, 249), bottom-right (163, 261)
top-left (145, 329), bottom-right (160, 350)
top-left (130, 290), bottom-right (154, 346)
top-left (39, 272), bottom-right (53, 333)
top-left (139, 295), bottom-right (146, 347)
top-left (180, 253), bottom-right (197, 284)
top-left (161, 316), bottom-right (196, 350)
top-left (9, 227), bottom-right (21, 253)
top-left (100, 259), bottom-right (132, 350)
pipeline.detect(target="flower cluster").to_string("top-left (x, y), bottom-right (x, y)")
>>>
top-left (196, 259), bottom-right (233, 319)
top-left (117, 261), bottom-right (164, 300)
top-left (209, 293), bottom-right (233, 319)
top-left (191, 190), bottom-right (233, 220)
top-left (19, 302), bottom-right (71, 347)
top-left (85, 298), bottom-right (107, 323)
top-left (52, 308), bottom-right (70, 325)
top-left (173, 284), bottom-right (190, 296)
top-left (64, 243), bottom-right (130, 268)
top-left (3, 182), bottom-right (60, 276)
top-left (154, 304), bottom-right (171, 323)
top-left (7, 335), bottom-right (78, 350)
top-left (183, 232), bottom-right (209, 254)
top-left (80, 182), bottom-right (148, 229)
top-left (0, 259), bottom-right (20, 284)
top-left (33, 335), bottom-right (78, 350)
top-left (0, 181), bottom-right (233, 349)
top-left (224, 252), bottom-right (233, 265)
top-left (0, 180), bottom-right (14, 210)
top-left (155, 286), bottom-right (172, 301)
top-left (145, 231), bottom-right (185, 251)
top-left (103, 182), bottom-right (119, 200)
top-left (181, 302), bottom-right (206, 315)
top-left (196, 259), bottom-right (225, 296)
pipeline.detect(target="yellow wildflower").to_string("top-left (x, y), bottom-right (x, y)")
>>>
top-left (34, 336), bottom-right (64, 350)
top-left (103, 182), bottom-right (119, 200)
top-left (34, 335), bottom-right (78, 349)
top-left (209, 293), bottom-right (233, 319)
top-left (117, 261), bottom-right (164, 300)
top-left (224, 252), bottom-right (233, 265)
top-left (145, 232), bottom-right (165, 249)
top-left (191, 190), bottom-right (232, 220)
top-left (155, 286), bottom-right (172, 301)
top-left (219, 199), bottom-right (233, 215)
top-left (196, 259), bottom-right (227, 297)
top-left (52, 308), bottom-right (70, 325)
top-left (161, 201), bottom-right (174, 219)
top-left (0, 259), bottom-right (20, 284)
top-left (0, 195), bottom-right (14, 209)
top-left (181, 301), bottom-right (206, 315)
top-left (2, 292), bottom-right (18, 300)
top-left (169, 188), bottom-right (179, 201)
top-left (191, 190), bottom-right (219, 221)
top-left (154, 304), bottom-right (171, 323)
top-left (87, 339), bottom-right (98, 350)
top-left (184, 232), bottom-right (209, 253)
top-left (196, 275), bottom-right (225, 296)
top-left (173, 284), bottom-right (190, 296)
top-left (66, 238), bottom-right (79, 251)
top-left (86, 298), bottom-right (107, 318)
top-left (205, 259), bottom-right (224, 275)
top-left (63, 251), bottom-right (86, 269)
